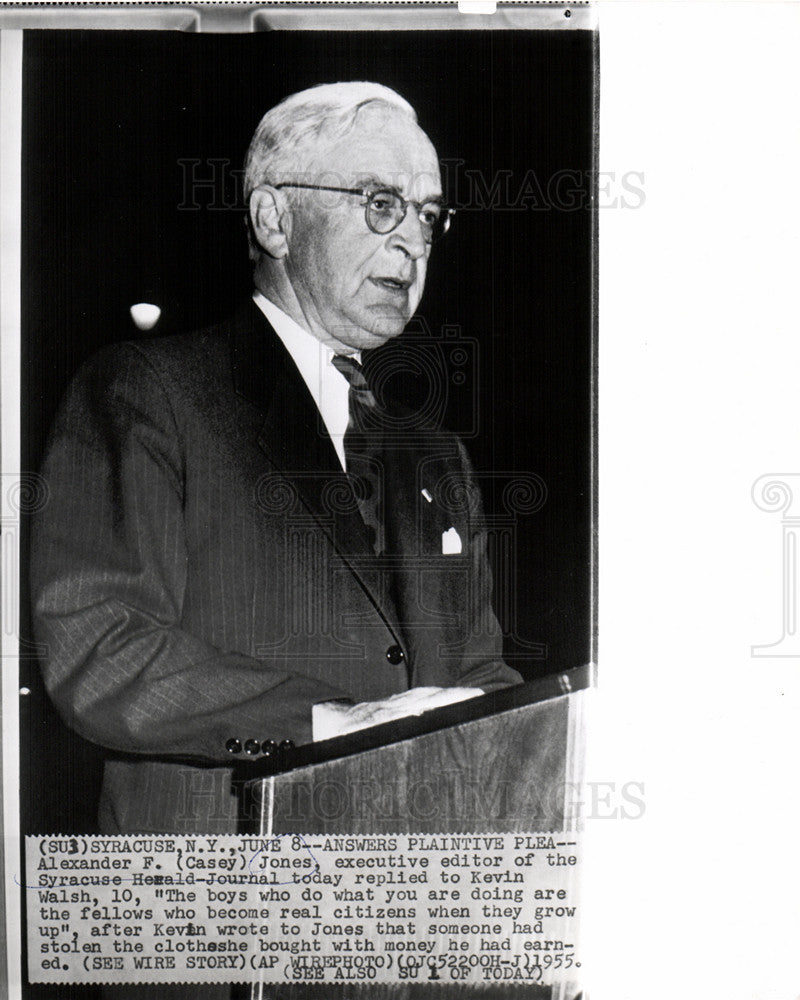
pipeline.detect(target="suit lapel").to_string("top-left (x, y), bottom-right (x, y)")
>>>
top-left (228, 300), bottom-right (394, 623)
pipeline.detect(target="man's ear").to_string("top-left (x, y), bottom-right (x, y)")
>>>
top-left (249, 186), bottom-right (290, 259)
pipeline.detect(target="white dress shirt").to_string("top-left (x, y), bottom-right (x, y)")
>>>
top-left (253, 290), bottom-right (358, 471)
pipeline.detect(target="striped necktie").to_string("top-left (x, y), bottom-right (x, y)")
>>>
top-left (331, 354), bottom-right (383, 554)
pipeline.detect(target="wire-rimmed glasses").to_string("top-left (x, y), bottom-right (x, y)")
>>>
top-left (273, 183), bottom-right (455, 244)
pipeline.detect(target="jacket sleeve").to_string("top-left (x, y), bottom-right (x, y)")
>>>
top-left (30, 343), bottom-right (350, 760)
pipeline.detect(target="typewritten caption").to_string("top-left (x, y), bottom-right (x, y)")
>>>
top-left (25, 833), bottom-right (582, 985)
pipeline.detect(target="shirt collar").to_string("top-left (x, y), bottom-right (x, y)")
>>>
top-left (252, 290), bottom-right (357, 470)
top-left (252, 290), bottom-right (360, 365)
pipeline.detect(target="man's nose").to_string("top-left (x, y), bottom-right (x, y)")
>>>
top-left (388, 209), bottom-right (428, 260)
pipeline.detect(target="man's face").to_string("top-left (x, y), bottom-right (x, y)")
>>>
top-left (282, 107), bottom-right (442, 352)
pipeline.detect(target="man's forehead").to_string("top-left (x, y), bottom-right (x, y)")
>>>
top-left (316, 114), bottom-right (442, 197)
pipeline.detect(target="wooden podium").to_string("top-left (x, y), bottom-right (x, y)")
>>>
top-left (234, 666), bottom-right (591, 1000)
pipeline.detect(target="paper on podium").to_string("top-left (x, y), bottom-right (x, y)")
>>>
top-left (312, 686), bottom-right (482, 741)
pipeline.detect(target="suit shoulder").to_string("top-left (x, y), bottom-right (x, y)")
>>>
top-left (109, 325), bottom-right (229, 375)
top-left (72, 323), bottom-right (231, 395)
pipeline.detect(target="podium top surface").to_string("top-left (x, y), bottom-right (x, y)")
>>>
top-left (232, 664), bottom-right (593, 780)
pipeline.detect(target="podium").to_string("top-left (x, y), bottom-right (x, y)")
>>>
top-left (234, 666), bottom-right (591, 1000)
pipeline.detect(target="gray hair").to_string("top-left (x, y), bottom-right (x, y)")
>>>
top-left (244, 82), bottom-right (418, 259)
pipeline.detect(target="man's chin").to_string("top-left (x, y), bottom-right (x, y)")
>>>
top-left (333, 311), bottom-right (409, 351)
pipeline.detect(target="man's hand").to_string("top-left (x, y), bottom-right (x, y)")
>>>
top-left (312, 686), bottom-right (483, 741)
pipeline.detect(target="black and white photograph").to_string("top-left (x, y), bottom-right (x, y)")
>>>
top-left (5, 7), bottom-right (595, 999)
top-left (8, 3), bottom-right (800, 1000)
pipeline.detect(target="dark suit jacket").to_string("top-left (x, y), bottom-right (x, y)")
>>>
top-left (30, 301), bottom-right (521, 834)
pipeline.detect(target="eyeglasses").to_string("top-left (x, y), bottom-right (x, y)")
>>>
top-left (273, 183), bottom-right (455, 244)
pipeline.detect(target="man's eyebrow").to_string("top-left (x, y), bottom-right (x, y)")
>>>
top-left (353, 176), bottom-right (445, 204)
top-left (353, 174), bottom-right (389, 189)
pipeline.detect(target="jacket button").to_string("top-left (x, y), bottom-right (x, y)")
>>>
top-left (261, 740), bottom-right (278, 757)
top-left (386, 645), bottom-right (404, 665)
top-left (225, 738), bottom-right (242, 754)
top-left (244, 739), bottom-right (261, 755)
top-left (279, 739), bottom-right (295, 752)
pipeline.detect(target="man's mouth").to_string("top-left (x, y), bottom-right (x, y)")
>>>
top-left (371, 276), bottom-right (412, 293)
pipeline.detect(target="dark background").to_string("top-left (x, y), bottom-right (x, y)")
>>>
top-left (20, 28), bottom-right (595, 849)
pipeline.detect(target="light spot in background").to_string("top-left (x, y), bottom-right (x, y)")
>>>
top-left (130, 302), bottom-right (161, 331)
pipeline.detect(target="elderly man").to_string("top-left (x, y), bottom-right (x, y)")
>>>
top-left (31, 82), bottom-right (521, 839)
